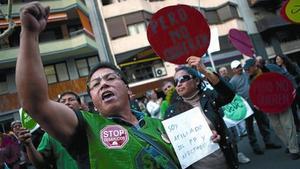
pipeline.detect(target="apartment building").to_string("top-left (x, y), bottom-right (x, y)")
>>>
top-left (99, 0), bottom-right (247, 96)
top-left (0, 0), bottom-right (98, 132)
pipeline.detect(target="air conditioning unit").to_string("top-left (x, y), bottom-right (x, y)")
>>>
top-left (154, 67), bottom-right (167, 77)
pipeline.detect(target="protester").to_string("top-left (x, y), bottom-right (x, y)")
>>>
top-left (16, 2), bottom-right (180, 168)
top-left (165, 56), bottom-right (239, 169)
top-left (230, 60), bottom-right (281, 155)
top-left (160, 80), bottom-right (178, 119)
top-left (128, 90), bottom-right (142, 112)
top-left (244, 58), bottom-right (300, 160)
top-left (218, 67), bottom-right (231, 82)
top-left (145, 89), bottom-right (162, 119)
top-left (0, 132), bottom-right (20, 169)
top-left (16, 91), bottom-right (83, 169)
top-left (275, 54), bottom-right (300, 131)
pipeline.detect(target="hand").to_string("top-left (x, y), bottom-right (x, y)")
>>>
top-left (20, 2), bottom-right (50, 33)
top-left (186, 56), bottom-right (207, 74)
top-left (211, 130), bottom-right (221, 143)
top-left (15, 127), bottom-right (32, 146)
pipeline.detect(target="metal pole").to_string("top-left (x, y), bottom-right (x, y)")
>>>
top-left (85, 0), bottom-right (115, 64)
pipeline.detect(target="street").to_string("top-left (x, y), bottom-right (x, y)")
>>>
top-left (238, 124), bottom-right (300, 169)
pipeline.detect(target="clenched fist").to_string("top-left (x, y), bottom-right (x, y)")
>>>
top-left (20, 2), bottom-right (50, 33)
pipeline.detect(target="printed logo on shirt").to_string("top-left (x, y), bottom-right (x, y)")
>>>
top-left (100, 125), bottom-right (129, 149)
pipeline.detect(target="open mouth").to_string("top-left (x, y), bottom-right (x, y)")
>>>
top-left (101, 91), bottom-right (115, 101)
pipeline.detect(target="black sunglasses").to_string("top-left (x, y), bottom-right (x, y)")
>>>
top-left (174, 75), bottom-right (193, 86)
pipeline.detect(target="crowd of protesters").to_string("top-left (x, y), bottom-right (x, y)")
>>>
top-left (1, 1), bottom-right (300, 169)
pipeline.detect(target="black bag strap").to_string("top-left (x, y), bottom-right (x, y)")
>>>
top-left (131, 127), bottom-right (179, 169)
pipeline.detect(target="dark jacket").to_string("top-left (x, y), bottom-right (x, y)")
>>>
top-left (165, 78), bottom-right (238, 169)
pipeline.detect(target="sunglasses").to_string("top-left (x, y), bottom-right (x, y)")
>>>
top-left (174, 75), bottom-right (193, 86)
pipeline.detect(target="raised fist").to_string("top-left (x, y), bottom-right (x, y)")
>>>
top-left (20, 2), bottom-right (50, 33)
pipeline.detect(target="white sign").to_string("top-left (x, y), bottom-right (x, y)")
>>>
top-left (162, 107), bottom-right (219, 169)
top-left (222, 96), bottom-right (254, 128)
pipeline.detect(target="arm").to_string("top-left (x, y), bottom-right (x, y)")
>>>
top-left (16, 128), bottom-right (47, 169)
top-left (186, 56), bottom-right (219, 85)
top-left (16, 2), bottom-right (78, 144)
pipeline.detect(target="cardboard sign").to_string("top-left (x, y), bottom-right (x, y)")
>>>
top-left (162, 107), bottom-right (219, 169)
top-left (19, 108), bottom-right (40, 133)
top-left (100, 125), bottom-right (129, 149)
top-left (228, 29), bottom-right (254, 57)
top-left (147, 5), bottom-right (210, 64)
top-left (249, 72), bottom-right (295, 114)
top-left (282, 0), bottom-right (300, 24)
top-left (222, 95), bottom-right (254, 128)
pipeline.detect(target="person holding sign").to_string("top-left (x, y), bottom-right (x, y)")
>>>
top-left (16, 2), bottom-right (180, 168)
top-left (244, 58), bottom-right (300, 160)
top-left (165, 56), bottom-right (238, 169)
top-left (229, 60), bottom-right (281, 155)
top-left (16, 92), bottom-right (83, 169)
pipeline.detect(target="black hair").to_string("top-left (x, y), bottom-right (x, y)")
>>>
top-left (175, 66), bottom-right (206, 91)
top-left (276, 54), bottom-right (299, 76)
top-left (58, 91), bottom-right (81, 104)
top-left (87, 62), bottom-right (128, 95)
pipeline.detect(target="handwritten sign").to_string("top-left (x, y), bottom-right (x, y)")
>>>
top-left (147, 5), bottom-right (210, 64)
top-left (282, 0), bottom-right (300, 24)
top-left (228, 29), bottom-right (254, 57)
top-left (222, 95), bottom-right (254, 128)
top-left (162, 107), bottom-right (219, 169)
top-left (249, 72), bottom-right (295, 114)
top-left (19, 108), bottom-right (40, 133)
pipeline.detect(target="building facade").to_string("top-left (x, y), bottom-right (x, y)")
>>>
top-left (0, 0), bottom-right (99, 132)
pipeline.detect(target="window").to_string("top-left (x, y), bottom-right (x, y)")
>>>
top-left (76, 56), bottom-right (100, 77)
top-left (0, 73), bottom-right (7, 94)
top-left (206, 10), bottom-right (220, 24)
top-left (55, 63), bottom-right (69, 81)
top-left (76, 59), bottom-right (89, 77)
top-left (44, 62), bottom-right (69, 84)
top-left (44, 65), bottom-right (57, 84)
top-left (128, 22), bottom-right (146, 36)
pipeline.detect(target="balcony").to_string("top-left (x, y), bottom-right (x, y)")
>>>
top-left (248, 0), bottom-right (281, 9)
top-left (111, 31), bottom-right (149, 55)
top-left (0, 77), bottom-right (88, 113)
top-left (0, 0), bottom-right (88, 17)
top-left (0, 30), bottom-right (97, 69)
top-left (255, 15), bottom-right (290, 33)
top-left (265, 39), bottom-right (300, 58)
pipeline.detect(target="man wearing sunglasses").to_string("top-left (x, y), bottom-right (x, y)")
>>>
top-left (16, 2), bottom-right (180, 168)
top-left (165, 56), bottom-right (239, 169)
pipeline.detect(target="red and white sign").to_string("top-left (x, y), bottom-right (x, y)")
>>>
top-left (100, 125), bottom-right (129, 149)
top-left (228, 29), bottom-right (254, 57)
top-left (249, 72), bottom-right (296, 114)
top-left (147, 5), bottom-right (210, 64)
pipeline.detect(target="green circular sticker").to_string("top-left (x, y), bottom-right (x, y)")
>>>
top-left (223, 95), bottom-right (247, 121)
top-left (19, 108), bottom-right (39, 133)
top-left (285, 0), bottom-right (300, 24)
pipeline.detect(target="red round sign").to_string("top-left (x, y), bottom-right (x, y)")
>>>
top-left (147, 5), bottom-right (210, 64)
top-left (280, 0), bottom-right (290, 22)
top-left (100, 125), bottom-right (129, 149)
top-left (249, 72), bottom-right (295, 114)
top-left (228, 29), bottom-right (254, 57)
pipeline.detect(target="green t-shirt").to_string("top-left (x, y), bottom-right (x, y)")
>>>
top-left (38, 133), bottom-right (78, 169)
top-left (72, 110), bottom-right (179, 169)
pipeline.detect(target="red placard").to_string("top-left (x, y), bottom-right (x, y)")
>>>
top-left (147, 5), bottom-right (210, 64)
top-left (228, 29), bottom-right (254, 57)
top-left (100, 125), bottom-right (129, 149)
top-left (249, 72), bottom-right (295, 114)
top-left (280, 0), bottom-right (291, 22)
